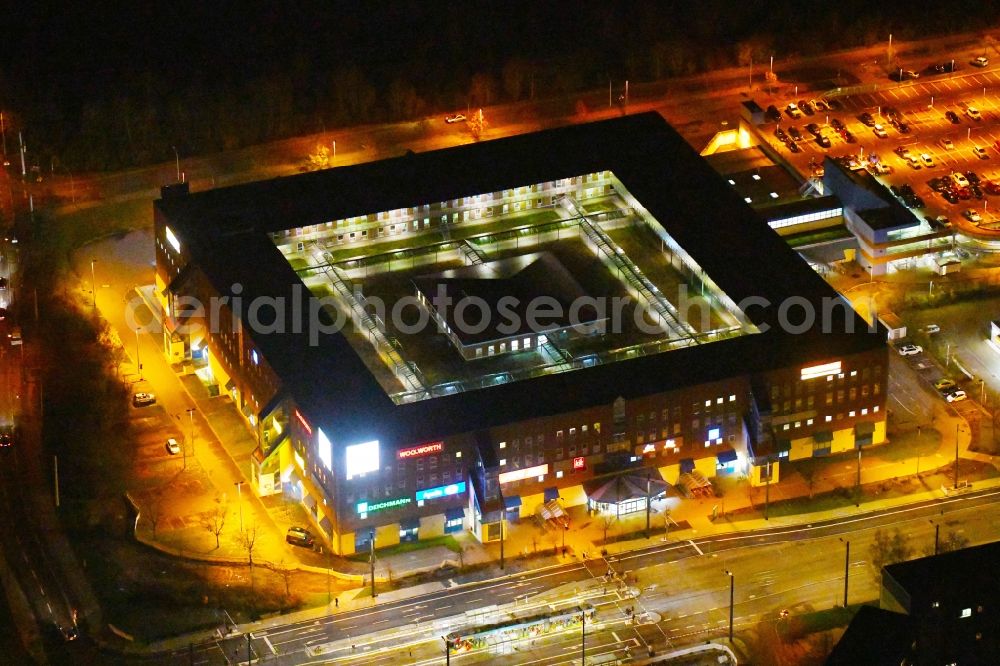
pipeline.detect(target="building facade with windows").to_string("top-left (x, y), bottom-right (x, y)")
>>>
top-left (153, 113), bottom-right (888, 555)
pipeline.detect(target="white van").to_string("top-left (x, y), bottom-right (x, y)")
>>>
top-left (8, 327), bottom-right (21, 346)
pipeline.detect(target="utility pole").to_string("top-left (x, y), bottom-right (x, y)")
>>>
top-left (172, 146), bottom-right (180, 183)
top-left (725, 570), bottom-right (734, 642)
top-left (89, 258), bottom-right (97, 308)
top-left (855, 445), bottom-right (862, 507)
top-left (134, 327), bottom-right (142, 379)
top-left (235, 481), bottom-right (245, 532)
top-left (246, 632), bottom-right (251, 664)
top-left (445, 637), bottom-right (451, 666)
top-left (764, 462), bottom-right (770, 520)
top-left (54, 455), bottom-right (60, 508)
top-left (369, 528), bottom-right (376, 599)
top-left (581, 606), bottom-right (586, 664)
top-left (645, 473), bottom-right (651, 536)
top-left (187, 408), bottom-right (196, 462)
top-left (843, 540), bottom-right (850, 607)
top-left (954, 424), bottom-right (960, 489)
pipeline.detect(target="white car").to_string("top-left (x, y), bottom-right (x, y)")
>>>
top-left (165, 438), bottom-right (181, 455)
top-left (786, 103), bottom-right (802, 119)
top-left (946, 389), bottom-right (968, 403)
top-left (872, 124), bottom-right (888, 138)
top-left (940, 138), bottom-right (955, 150)
top-left (132, 392), bottom-right (156, 407)
top-left (920, 153), bottom-right (935, 167)
top-left (898, 344), bottom-right (922, 356)
top-left (951, 172), bottom-right (970, 188)
top-left (444, 114), bottom-right (467, 124)
top-left (966, 106), bottom-right (982, 121)
top-left (925, 324), bottom-right (941, 334)
top-left (973, 145), bottom-right (990, 160)
top-left (964, 209), bottom-right (983, 223)
top-left (972, 56), bottom-right (989, 68)
top-left (906, 155), bottom-right (922, 169)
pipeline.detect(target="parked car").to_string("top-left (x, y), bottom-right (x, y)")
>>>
top-left (786, 103), bottom-right (802, 119)
top-left (973, 145), bottom-right (990, 160)
top-left (946, 389), bottom-right (968, 403)
top-left (165, 438), bottom-right (181, 455)
top-left (945, 110), bottom-right (961, 124)
top-left (444, 114), bottom-right (467, 124)
top-left (799, 100), bottom-right (814, 115)
top-left (934, 216), bottom-right (952, 228)
top-left (966, 106), bottom-right (982, 121)
top-left (897, 122), bottom-right (911, 134)
top-left (898, 344), bottom-right (923, 356)
top-left (964, 209), bottom-right (982, 222)
top-left (843, 130), bottom-right (856, 143)
top-left (774, 126), bottom-right (788, 142)
top-left (925, 324), bottom-right (941, 335)
top-left (132, 392), bottom-right (156, 407)
top-left (934, 378), bottom-right (956, 394)
top-left (940, 138), bottom-right (955, 150)
top-left (920, 153), bottom-right (935, 167)
top-left (765, 105), bottom-right (782, 122)
top-left (788, 126), bottom-right (802, 141)
top-left (286, 526), bottom-right (316, 548)
top-left (816, 134), bottom-right (831, 148)
top-left (872, 124), bottom-right (888, 138)
top-left (951, 172), bottom-right (970, 188)
top-left (972, 56), bottom-right (989, 68)
top-left (984, 180), bottom-right (1000, 195)
top-left (859, 112), bottom-right (875, 126)
top-left (788, 141), bottom-right (801, 153)
top-left (942, 189), bottom-right (959, 204)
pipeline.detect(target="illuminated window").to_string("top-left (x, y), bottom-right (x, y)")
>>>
top-left (499, 441), bottom-right (506, 449)
top-left (849, 410), bottom-right (856, 417)
top-left (499, 459), bottom-right (507, 467)
top-left (826, 415), bottom-right (832, 422)
top-left (729, 395), bottom-right (736, 402)
top-left (782, 424), bottom-right (790, 430)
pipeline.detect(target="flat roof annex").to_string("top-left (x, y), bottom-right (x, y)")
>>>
top-left (155, 112), bottom-right (885, 451)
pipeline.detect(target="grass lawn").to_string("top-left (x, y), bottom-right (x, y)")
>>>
top-left (783, 225), bottom-right (852, 248)
top-left (347, 534), bottom-right (461, 562)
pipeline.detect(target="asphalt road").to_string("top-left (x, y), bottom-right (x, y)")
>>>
top-left (111, 484), bottom-right (1000, 665)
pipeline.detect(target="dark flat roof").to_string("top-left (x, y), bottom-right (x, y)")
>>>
top-left (412, 251), bottom-right (600, 346)
top-left (156, 112), bottom-right (885, 450)
top-left (825, 606), bottom-right (913, 665)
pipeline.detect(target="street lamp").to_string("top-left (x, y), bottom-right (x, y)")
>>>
top-left (134, 326), bottom-right (142, 379)
top-left (369, 528), bottom-right (377, 599)
top-left (930, 518), bottom-right (940, 555)
top-left (186, 407), bottom-right (196, 462)
top-left (234, 481), bottom-right (245, 532)
top-left (839, 538), bottom-right (850, 607)
top-left (724, 570), bottom-right (735, 642)
top-left (90, 259), bottom-right (97, 308)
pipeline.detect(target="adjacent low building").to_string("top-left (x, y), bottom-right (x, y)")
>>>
top-left (153, 112), bottom-right (887, 555)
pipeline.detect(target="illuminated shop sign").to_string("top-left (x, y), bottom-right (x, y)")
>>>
top-left (800, 360), bottom-right (842, 381)
top-left (573, 457), bottom-right (586, 470)
top-left (415, 481), bottom-right (467, 502)
top-left (499, 463), bottom-right (549, 484)
top-left (345, 440), bottom-right (380, 480)
top-left (294, 410), bottom-right (313, 436)
top-left (398, 441), bottom-right (444, 460)
top-left (356, 497), bottom-right (411, 515)
top-left (318, 428), bottom-right (333, 471)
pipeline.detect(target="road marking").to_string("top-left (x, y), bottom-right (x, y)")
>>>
top-left (612, 631), bottom-right (620, 642)
top-left (688, 540), bottom-right (703, 555)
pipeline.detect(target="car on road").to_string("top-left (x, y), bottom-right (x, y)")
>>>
top-left (898, 344), bottom-right (922, 356)
top-left (934, 377), bottom-right (957, 393)
top-left (286, 526), bottom-right (315, 548)
top-left (920, 153), bottom-right (935, 167)
top-left (925, 324), bottom-right (941, 335)
top-left (889, 69), bottom-right (919, 81)
top-left (964, 209), bottom-right (982, 222)
top-left (966, 106), bottom-right (982, 121)
top-left (8, 327), bottom-right (21, 346)
top-left (940, 138), bottom-right (955, 150)
top-left (0, 307), bottom-right (8, 322)
top-left (132, 392), bottom-right (156, 407)
top-left (165, 438), bottom-right (181, 455)
top-left (946, 389), bottom-right (968, 403)
top-left (972, 56), bottom-right (989, 68)
top-left (872, 124), bottom-right (888, 138)
top-left (0, 432), bottom-right (12, 448)
top-left (444, 114), bottom-right (467, 124)
top-left (786, 103), bottom-right (802, 119)
top-left (945, 110), bottom-right (961, 124)
top-left (973, 146), bottom-right (990, 159)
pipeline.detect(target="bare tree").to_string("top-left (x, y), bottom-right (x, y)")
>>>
top-left (145, 491), bottom-right (164, 540)
top-left (600, 514), bottom-right (616, 543)
top-left (870, 528), bottom-right (913, 582)
top-left (276, 558), bottom-right (294, 598)
top-left (203, 496), bottom-right (228, 549)
top-left (239, 523), bottom-right (260, 606)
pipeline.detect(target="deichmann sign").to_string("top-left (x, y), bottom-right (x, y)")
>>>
top-left (415, 481), bottom-right (466, 502)
top-left (356, 497), bottom-right (411, 515)
top-left (397, 441), bottom-right (444, 460)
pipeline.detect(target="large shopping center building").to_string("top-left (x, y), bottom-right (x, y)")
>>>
top-left (153, 113), bottom-right (888, 555)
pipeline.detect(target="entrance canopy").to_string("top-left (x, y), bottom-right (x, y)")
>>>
top-left (583, 469), bottom-right (669, 504)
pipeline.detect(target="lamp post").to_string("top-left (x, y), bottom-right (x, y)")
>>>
top-left (234, 481), bottom-right (245, 532)
top-left (134, 327), bottom-right (142, 379)
top-left (930, 518), bottom-right (940, 555)
top-left (855, 444), bottom-right (862, 507)
top-left (369, 528), bottom-right (376, 599)
top-left (172, 146), bottom-right (180, 183)
top-left (725, 570), bottom-right (735, 642)
top-left (764, 461), bottom-right (771, 520)
top-left (90, 259), bottom-right (97, 308)
top-left (186, 407), bottom-right (196, 462)
top-left (839, 538), bottom-right (850, 606)
top-left (954, 423), bottom-right (960, 489)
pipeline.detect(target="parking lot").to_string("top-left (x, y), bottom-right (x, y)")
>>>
top-left (765, 60), bottom-right (1000, 236)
